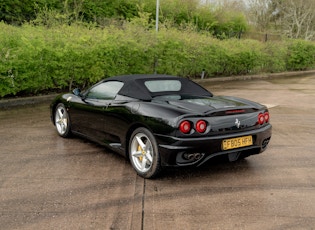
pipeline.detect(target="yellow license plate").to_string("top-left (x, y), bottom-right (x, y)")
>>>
top-left (222, 136), bottom-right (253, 150)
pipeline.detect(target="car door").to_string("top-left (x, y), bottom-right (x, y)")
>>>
top-left (69, 81), bottom-right (124, 142)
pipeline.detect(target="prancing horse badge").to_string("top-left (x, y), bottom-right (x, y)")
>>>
top-left (235, 118), bottom-right (241, 128)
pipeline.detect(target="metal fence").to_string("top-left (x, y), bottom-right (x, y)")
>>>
top-left (241, 32), bottom-right (282, 42)
top-left (216, 31), bottom-right (282, 42)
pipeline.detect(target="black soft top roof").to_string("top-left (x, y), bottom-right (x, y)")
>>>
top-left (104, 74), bottom-right (212, 101)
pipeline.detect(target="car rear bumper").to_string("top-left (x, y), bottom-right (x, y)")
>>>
top-left (155, 124), bottom-right (272, 167)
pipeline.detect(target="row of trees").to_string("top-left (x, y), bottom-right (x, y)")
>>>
top-left (2, 0), bottom-right (314, 40)
top-left (0, 0), bottom-right (248, 38)
top-left (245, 0), bottom-right (315, 40)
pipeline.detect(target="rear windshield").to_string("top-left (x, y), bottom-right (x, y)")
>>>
top-left (144, 80), bottom-right (182, 92)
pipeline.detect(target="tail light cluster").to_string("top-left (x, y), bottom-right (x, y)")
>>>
top-left (179, 120), bottom-right (207, 134)
top-left (179, 121), bottom-right (191, 134)
top-left (258, 111), bottom-right (270, 125)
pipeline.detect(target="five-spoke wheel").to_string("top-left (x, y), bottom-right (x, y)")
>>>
top-left (129, 128), bottom-right (161, 179)
top-left (54, 103), bottom-right (71, 137)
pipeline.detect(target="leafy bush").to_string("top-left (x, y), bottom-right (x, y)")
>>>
top-left (261, 42), bottom-right (287, 73)
top-left (1, 22), bottom-right (315, 98)
top-left (286, 40), bottom-right (315, 70)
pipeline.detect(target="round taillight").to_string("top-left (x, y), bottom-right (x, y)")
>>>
top-left (264, 112), bottom-right (270, 123)
top-left (179, 120), bottom-right (191, 134)
top-left (258, 113), bottom-right (265, 125)
top-left (196, 120), bottom-right (207, 133)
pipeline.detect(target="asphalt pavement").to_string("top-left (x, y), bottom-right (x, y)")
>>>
top-left (0, 72), bottom-right (315, 229)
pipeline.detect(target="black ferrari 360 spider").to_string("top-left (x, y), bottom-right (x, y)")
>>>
top-left (50, 74), bottom-right (272, 178)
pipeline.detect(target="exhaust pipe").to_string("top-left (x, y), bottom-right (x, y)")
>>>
top-left (184, 153), bottom-right (204, 161)
top-left (262, 138), bottom-right (270, 149)
top-left (194, 153), bottom-right (201, 160)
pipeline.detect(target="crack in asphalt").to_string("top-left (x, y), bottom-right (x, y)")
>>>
top-left (141, 178), bottom-right (146, 230)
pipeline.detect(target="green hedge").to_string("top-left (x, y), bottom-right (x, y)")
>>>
top-left (1, 22), bottom-right (315, 97)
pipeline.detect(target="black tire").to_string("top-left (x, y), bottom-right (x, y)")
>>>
top-left (129, 127), bottom-right (161, 179)
top-left (54, 103), bottom-right (71, 137)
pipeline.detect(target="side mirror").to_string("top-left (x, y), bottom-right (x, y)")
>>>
top-left (72, 88), bottom-right (82, 97)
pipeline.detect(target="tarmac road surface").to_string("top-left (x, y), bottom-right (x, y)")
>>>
top-left (0, 74), bottom-right (315, 229)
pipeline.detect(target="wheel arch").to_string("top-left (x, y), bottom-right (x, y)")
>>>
top-left (127, 124), bottom-right (162, 178)
top-left (50, 101), bottom-right (60, 125)
top-left (50, 97), bottom-right (67, 125)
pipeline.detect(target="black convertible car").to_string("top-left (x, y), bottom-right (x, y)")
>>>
top-left (50, 74), bottom-right (272, 178)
